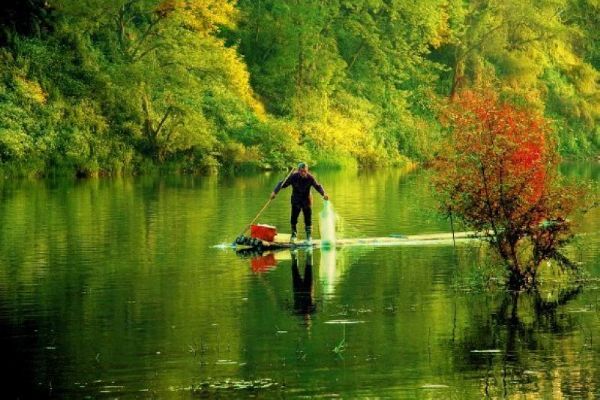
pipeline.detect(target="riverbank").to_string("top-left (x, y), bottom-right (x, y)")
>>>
top-left (0, 152), bottom-right (420, 179)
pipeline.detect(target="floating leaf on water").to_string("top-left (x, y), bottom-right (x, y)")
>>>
top-left (523, 370), bottom-right (539, 376)
top-left (470, 349), bottom-right (501, 353)
top-left (216, 360), bottom-right (238, 365)
top-left (333, 338), bottom-right (345, 354)
top-left (188, 378), bottom-right (278, 393)
top-left (420, 384), bottom-right (450, 389)
top-left (324, 320), bottom-right (365, 325)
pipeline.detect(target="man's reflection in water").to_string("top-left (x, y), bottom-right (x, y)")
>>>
top-left (291, 249), bottom-right (316, 319)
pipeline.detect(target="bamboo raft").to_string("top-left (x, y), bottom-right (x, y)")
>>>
top-left (234, 231), bottom-right (484, 251)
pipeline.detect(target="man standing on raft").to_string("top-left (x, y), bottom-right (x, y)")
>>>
top-left (270, 162), bottom-right (329, 243)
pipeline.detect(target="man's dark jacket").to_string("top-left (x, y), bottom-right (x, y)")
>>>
top-left (273, 172), bottom-right (325, 207)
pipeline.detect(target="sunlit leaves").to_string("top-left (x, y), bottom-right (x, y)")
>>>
top-left (430, 0), bottom-right (600, 154)
top-left (0, 0), bottom-right (599, 174)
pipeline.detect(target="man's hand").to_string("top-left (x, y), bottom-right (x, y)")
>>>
top-left (323, 194), bottom-right (329, 201)
top-left (270, 192), bottom-right (276, 200)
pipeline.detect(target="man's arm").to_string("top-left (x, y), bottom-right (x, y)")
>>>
top-left (311, 177), bottom-right (329, 200)
top-left (270, 174), bottom-right (294, 199)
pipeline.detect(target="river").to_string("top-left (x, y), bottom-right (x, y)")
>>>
top-left (1, 164), bottom-right (599, 398)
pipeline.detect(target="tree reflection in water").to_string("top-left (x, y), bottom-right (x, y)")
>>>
top-left (453, 285), bottom-right (591, 398)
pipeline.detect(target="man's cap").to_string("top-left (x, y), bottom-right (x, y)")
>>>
top-left (297, 162), bottom-right (307, 169)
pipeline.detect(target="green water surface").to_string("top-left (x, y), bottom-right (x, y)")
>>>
top-left (1, 164), bottom-right (599, 398)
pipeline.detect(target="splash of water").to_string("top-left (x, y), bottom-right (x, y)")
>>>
top-left (319, 200), bottom-right (337, 248)
top-left (212, 243), bottom-right (235, 249)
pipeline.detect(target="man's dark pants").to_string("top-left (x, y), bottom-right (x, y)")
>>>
top-left (291, 203), bottom-right (312, 235)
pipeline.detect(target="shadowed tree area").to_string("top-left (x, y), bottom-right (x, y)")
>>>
top-left (0, 0), bottom-right (53, 45)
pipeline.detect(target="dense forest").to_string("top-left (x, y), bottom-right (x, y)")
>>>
top-left (0, 0), bottom-right (598, 176)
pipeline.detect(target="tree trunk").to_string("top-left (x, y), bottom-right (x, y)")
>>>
top-left (507, 269), bottom-right (527, 290)
top-left (449, 57), bottom-right (464, 100)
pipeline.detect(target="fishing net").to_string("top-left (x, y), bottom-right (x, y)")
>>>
top-left (319, 200), bottom-right (337, 248)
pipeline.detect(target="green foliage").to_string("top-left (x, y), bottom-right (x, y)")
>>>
top-left (0, 0), bottom-right (598, 176)
top-left (430, 0), bottom-right (600, 157)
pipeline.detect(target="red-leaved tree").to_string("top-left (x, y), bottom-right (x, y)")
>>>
top-left (435, 90), bottom-right (578, 289)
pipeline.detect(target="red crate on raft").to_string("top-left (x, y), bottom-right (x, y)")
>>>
top-left (250, 224), bottom-right (277, 242)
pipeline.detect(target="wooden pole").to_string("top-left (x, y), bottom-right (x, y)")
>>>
top-left (235, 167), bottom-right (295, 239)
